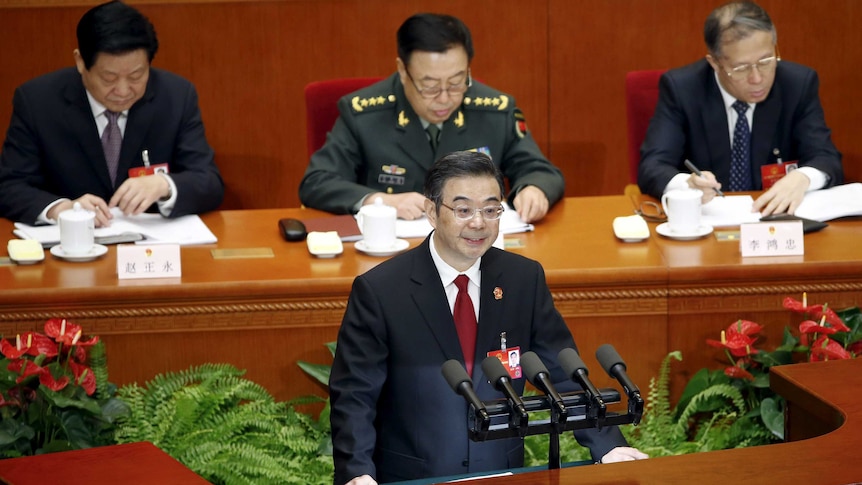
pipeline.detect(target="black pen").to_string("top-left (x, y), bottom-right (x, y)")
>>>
top-left (684, 160), bottom-right (725, 197)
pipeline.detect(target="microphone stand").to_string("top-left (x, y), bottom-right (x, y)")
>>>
top-left (547, 394), bottom-right (563, 469)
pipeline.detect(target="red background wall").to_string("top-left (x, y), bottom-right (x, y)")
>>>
top-left (1, 0), bottom-right (859, 209)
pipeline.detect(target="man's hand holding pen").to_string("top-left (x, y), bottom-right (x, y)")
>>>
top-left (684, 160), bottom-right (724, 204)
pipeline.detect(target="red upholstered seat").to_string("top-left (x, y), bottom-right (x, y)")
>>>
top-left (304, 77), bottom-right (383, 157)
top-left (625, 70), bottom-right (665, 184)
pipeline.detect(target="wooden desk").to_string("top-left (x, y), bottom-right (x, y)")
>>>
top-left (1, 197), bottom-right (860, 404)
top-left (467, 358), bottom-right (862, 484)
top-left (0, 442), bottom-right (207, 484)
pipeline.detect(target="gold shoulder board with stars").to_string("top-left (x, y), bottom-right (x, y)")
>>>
top-left (351, 94), bottom-right (397, 113)
top-left (463, 94), bottom-right (509, 111)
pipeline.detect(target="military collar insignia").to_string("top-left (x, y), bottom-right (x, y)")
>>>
top-left (463, 94), bottom-right (509, 111)
top-left (513, 108), bottom-right (528, 138)
top-left (351, 94), bottom-right (396, 113)
top-left (398, 110), bottom-right (410, 127)
top-left (453, 110), bottom-right (464, 128)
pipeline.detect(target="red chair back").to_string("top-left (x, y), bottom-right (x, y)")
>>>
top-left (304, 77), bottom-right (383, 157)
top-left (625, 70), bottom-right (665, 184)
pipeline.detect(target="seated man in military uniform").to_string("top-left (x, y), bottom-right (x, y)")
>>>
top-left (298, 13), bottom-right (564, 223)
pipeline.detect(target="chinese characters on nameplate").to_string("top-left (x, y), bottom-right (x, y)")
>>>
top-left (740, 221), bottom-right (804, 257)
top-left (116, 244), bottom-right (182, 279)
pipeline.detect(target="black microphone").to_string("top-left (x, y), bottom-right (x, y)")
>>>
top-left (595, 344), bottom-right (640, 398)
top-left (481, 356), bottom-right (529, 432)
top-left (520, 351), bottom-right (567, 421)
top-left (557, 347), bottom-right (606, 424)
top-left (595, 344), bottom-right (644, 424)
top-left (441, 360), bottom-right (490, 425)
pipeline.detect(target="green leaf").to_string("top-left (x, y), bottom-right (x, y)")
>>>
top-left (41, 387), bottom-right (102, 415)
top-left (325, 341), bottom-right (337, 357)
top-left (760, 397), bottom-right (784, 440)
top-left (297, 361), bottom-right (331, 387)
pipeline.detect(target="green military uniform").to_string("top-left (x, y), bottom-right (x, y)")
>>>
top-left (299, 73), bottom-right (564, 214)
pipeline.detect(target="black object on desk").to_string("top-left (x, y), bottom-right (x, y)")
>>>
top-left (759, 213), bottom-right (828, 234)
top-left (278, 218), bottom-right (307, 242)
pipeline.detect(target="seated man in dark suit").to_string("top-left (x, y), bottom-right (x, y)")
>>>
top-left (329, 151), bottom-right (646, 485)
top-left (299, 13), bottom-right (564, 223)
top-left (637, 1), bottom-right (842, 216)
top-left (0, 0), bottom-right (224, 227)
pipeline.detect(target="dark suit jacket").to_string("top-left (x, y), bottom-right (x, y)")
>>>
top-left (637, 59), bottom-right (842, 199)
top-left (0, 67), bottom-right (224, 223)
top-left (329, 237), bottom-right (627, 484)
top-left (299, 73), bottom-right (564, 214)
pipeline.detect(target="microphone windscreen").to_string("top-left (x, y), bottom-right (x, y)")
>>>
top-left (481, 356), bottom-right (509, 382)
top-left (596, 344), bottom-right (626, 374)
top-left (442, 359), bottom-right (471, 391)
top-left (519, 351), bottom-right (548, 385)
top-left (558, 347), bottom-right (588, 377)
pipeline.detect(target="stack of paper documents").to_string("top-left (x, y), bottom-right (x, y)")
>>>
top-left (795, 183), bottom-right (862, 222)
top-left (701, 195), bottom-right (761, 227)
top-left (13, 208), bottom-right (217, 246)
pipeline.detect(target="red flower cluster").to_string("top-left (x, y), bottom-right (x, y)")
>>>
top-left (706, 319), bottom-right (763, 380)
top-left (0, 318), bottom-right (100, 400)
top-left (706, 295), bottom-right (859, 383)
top-left (783, 296), bottom-right (862, 360)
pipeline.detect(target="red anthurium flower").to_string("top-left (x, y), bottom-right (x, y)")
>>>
top-left (38, 369), bottom-right (70, 392)
top-left (29, 333), bottom-right (59, 358)
top-left (809, 307), bottom-right (850, 332)
top-left (724, 365), bottom-right (754, 381)
top-left (0, 338), bottom-right (28, 359)
top-left (44, 318), bottom-right (83, 346)
top-left (69, 361), bottom-right (96, 395)
top-left (727, 319), bottom-right (763, 337)
top-left (799, 320), bottom-right (839, 335)
top-left (848, 341), bottom-right (862, 357)
top-left (707, 330), bottom-right (759, 357)
top-left (810, 335), bottom-right (852, 362)
top-left (73, 335), bottom-right (99, 348)
top-left (783, 296), bottom-right (809, 313)
top-left (8, 359), bottom-right (44, 380)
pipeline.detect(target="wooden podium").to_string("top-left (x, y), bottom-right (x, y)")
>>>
top-left (0, 442), bottom-right (207, 484)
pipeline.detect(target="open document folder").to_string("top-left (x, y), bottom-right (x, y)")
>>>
top-left (390, 202), bottom-right (535, 239)
top-left (13, 208), bottom-right (218, 246)
top-left (795, 183), bottom-right (862, 222)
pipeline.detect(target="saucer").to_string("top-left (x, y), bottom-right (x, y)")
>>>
top-left (655, 222), bottom-right (713, 241)
top-left (355, 238), bottom-right (409, 257)
top-left (50, 244), bottom-right (108, 262)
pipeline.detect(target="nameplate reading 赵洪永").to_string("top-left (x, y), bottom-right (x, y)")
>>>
top-left (117, 244), bottom-right (182, 279)
top-left (739, 220), bottom-right (804, 257)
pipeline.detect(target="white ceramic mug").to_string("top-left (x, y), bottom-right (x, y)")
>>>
top-left (357, 197), bottom-right (397, 250)
top-left (58, 202), bottom-right (96, 256)
top-left (661, 189), bottom-right (703, 234)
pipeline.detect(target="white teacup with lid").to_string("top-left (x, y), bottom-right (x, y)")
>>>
top-left (661, 188), bottom-right (703, 234)
top-left (58, 202), bottom-right (96, 256)
top-left (357, 197), bottom-right (397, 251)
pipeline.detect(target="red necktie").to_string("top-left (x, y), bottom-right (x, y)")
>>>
top-left (453, 274), bottom-right (478, 376)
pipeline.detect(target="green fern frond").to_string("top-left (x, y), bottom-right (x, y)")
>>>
top-left (675, 383), bottom-right (745, 437)
top-left (88, 341), bottom-right (110, 400)
top-left (115, 363), bottom-right (334, 484)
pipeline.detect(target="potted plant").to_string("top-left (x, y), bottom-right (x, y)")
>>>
top-left (0, 318), bottom-right (127, 457)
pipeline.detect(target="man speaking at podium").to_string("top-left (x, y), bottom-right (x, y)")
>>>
top-left (329, 151), bottom-right (646, 485)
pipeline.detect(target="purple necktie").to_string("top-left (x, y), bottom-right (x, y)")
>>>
top-left (102, 110), bottom-right (122, 187)
top-left (729, 100), bottom-right (752, 191)
top-left (454, 274), bottom-right (478, 376)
